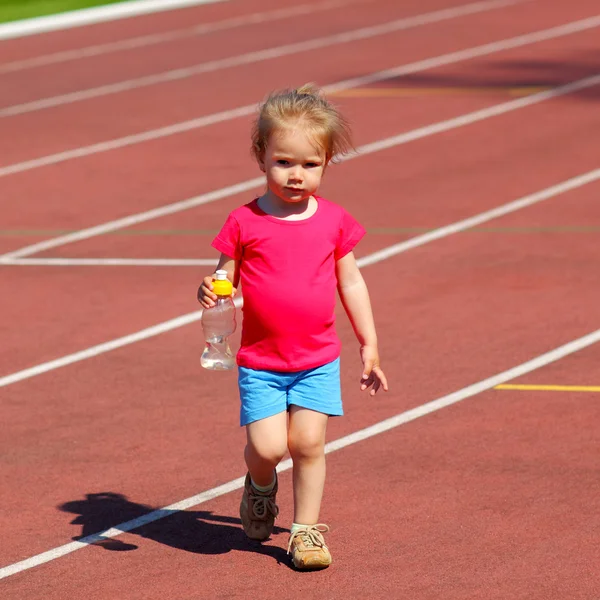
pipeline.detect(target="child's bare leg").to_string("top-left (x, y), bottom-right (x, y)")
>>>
top-left (245, 411), bottom-right (288, 486)
top-left (240, 412), bottom-right (287, 541)
top-left (287, 406), bottom-right (328, 524)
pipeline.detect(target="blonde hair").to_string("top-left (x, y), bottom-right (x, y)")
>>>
top-left (251, 83), bottom-right (353, 165)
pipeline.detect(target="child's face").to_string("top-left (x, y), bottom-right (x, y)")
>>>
top-left (260, 126), bottom-right (326, 204)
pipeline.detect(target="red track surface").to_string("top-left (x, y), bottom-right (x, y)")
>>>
top-left (1, 0), bottom-right (599, 597)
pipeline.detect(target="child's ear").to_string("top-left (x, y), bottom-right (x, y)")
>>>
top-left (258, 156), bottom-right (266, 172)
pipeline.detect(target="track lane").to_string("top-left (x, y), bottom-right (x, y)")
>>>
top-left (0, 0), bottom-right (373, 76)
top-left (1, 0), bottom-right (597, 167)
top-left (0, 0), bottom-right (301, 63)
top-left (0, 0), bottom-right (480, 107)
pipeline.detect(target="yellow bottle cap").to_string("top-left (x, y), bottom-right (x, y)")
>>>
top-left (212, 269), bottom-right (233, 296)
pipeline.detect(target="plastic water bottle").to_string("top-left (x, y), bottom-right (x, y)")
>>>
top-left (201, 269), bottom-right (237, 370)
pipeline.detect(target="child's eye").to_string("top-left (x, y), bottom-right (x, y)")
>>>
top-left (305, 162), bottom-right (320, 168)
top-left (276, 159), bottom-right (289, 165)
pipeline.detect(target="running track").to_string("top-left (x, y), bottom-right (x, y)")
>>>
top-left (1, 0), bottom-right (599, 597)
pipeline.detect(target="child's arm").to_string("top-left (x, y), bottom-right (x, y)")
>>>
top-left (197, 253), bottom-right (239, 308)
top-left (336, 251), bottom-right (388, 395)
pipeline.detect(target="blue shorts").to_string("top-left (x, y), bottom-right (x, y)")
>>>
top-left (238, 358), bottom-right (343, 426)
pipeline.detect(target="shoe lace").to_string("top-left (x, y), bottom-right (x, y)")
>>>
top-left (249, 490), bottom-right (279, 520)
top-left (287, 524), bottom-right (329, 554)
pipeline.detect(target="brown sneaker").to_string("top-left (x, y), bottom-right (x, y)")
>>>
top-left (287, 524), bottom-right (332, 570)
top-left (239, 472), bottom-right (279, 541)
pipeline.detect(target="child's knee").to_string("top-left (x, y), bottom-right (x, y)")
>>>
top-left (246, 438), bottom-right (287, 465)
top-left (288, 430), bottom-right (325, 460)
top-left (245, 412), bottom-right (288, 465)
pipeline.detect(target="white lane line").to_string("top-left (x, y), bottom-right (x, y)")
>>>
top-left (1, 166), bottom-right (599, 388)
top-left (2, 72), bottom-right (599, 262)
top-left (1, 326), bottom-right (598, 579)
top-left (0, 0), bottom-right (227, 41)
top-left (0, 0), bottom-right (365, 74)
top-left (1, 257), bottom-right (217, 266)
top-left (1, 13), bottom-right (598, 178)
top-left (0, 0), bottom-right (519, 117)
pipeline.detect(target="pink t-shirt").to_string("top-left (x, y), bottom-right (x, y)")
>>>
top-left (212, 196), bottom-right (365, 372)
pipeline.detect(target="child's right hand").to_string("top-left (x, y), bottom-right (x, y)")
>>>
top-left (197, 275), bottom-right (236, 308)
top-left (197, 275), bottom-right (217, 308)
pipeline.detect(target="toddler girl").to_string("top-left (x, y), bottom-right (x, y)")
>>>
top-left (198, 84), bottom-right (388, 570)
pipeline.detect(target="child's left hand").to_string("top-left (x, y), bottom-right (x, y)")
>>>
top-left (360, 345), bottom-right (388, 396)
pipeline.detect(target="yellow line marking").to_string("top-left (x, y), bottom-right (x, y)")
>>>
top-left (495, 384), bottom-right (600, 392)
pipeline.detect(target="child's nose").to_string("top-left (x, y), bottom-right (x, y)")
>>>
top-left (289, 166), bottom-right (303, 181)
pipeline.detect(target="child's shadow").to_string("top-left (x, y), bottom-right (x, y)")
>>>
top-left (59, 492), bottom-right (289, 565)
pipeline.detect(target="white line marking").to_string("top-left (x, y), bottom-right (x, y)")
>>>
top-left (0, 0), bottom-right (227, 41)
top-left (1, 325), bottom-right (598, 579)
top-left (1, 257), bottom-right (217, 266)
top-left (1, 166), bottom-right (599, 388)
top-left (0, 0), bottom-right (519, 117)
top-left (1, 13), bottom-right (598, 178)
top-left (2, 72), bottom-right (599, 262)
top-left (0, 0), bottom-right (364, 74)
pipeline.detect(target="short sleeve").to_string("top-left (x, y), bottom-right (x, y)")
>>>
top-left (212, 213), bottom-right (242, 260)
top-left (334, 209), bottom-right (366, 260)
